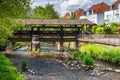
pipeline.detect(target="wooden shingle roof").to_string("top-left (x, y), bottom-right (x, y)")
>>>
top-left (20, 19), bottom-right (93, 25)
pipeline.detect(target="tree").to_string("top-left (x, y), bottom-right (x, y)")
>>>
top-left (32, 4), bottom-right (59, 19)
top-left (0, 0), bottom-right (31, 18)
top-left (0, 0), bottom-right (31, 46)
top-left (70, 12), bottom-right (77, 19)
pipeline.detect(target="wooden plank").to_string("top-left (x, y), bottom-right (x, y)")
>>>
top-left (18, 19), bottom-right (93, 25)
top-left (10, 38), bottom-right (76, 42)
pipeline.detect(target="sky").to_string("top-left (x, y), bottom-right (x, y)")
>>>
top-left (31, 0), bottom-right (115, 16)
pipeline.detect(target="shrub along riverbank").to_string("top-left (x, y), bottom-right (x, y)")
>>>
top-left (81, 44), bottom-right (120, 63)
top-left (0, 52), bottom-right (25, 80)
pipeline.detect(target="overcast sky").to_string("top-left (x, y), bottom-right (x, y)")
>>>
top-left (31, 0), bottom-right (115, 16)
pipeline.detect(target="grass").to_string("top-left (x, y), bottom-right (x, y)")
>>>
top-left (0, 52), bottom-right (25, 80)
top-left (81, 44), bottom-right (120, 63)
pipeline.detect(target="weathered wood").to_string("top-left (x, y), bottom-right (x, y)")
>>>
top-left (18, 19), bottom-right (93, 25)
top-left (10, 38), bottom-right (76, 42)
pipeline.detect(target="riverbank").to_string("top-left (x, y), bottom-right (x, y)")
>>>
top-left (8, 54), bottom-right (120, 80)
top-left (0, 52), bottom-right (25, 80)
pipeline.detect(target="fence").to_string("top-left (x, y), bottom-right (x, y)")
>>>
top-left (79, 34), bottom-right (120, 46)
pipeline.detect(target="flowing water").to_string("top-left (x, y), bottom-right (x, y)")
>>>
top-left (13, 42), bottom-right (120, 69)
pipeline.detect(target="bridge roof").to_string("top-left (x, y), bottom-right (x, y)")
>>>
top-left (20, 19), bottom-right (93, 25)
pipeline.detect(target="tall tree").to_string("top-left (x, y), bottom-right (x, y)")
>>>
top-left (32, 4), bottom-right (59, 19)
top-left (0, 0), bottom-right (31, 46)
top-left (0, 0), bottom-right (31, 18)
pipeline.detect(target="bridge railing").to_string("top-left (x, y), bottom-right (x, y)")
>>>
top-left (79, 34), bottom-right (120, 46)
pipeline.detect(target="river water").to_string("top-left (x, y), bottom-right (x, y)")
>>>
top-left (13, 42), bottom-right (120, 69)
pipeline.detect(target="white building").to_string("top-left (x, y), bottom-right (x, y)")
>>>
top-left (104, 0), bottom-right (120, 24)
top-left (80, 2), bottom-right (110, 25)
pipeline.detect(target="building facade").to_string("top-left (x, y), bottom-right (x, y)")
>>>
top-left (80, 2), bottom-right (110, 25)
top-left (104, 0), bottom-right (120, 24)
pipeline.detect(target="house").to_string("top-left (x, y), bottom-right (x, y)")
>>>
top-left (63, 8), bottom-right (84, 19)
top-left (63, 13), bottom-right (70, 19)
top-left (104, 0), bottom-right (120, 24)
top-left (74, 8), bottom-right (85, 18)
top-left (80, 2), bottom-right (110, 25)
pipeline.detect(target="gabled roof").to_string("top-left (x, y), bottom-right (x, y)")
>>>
top-left (18, 19), bottom-right (94, 25)
top-left (112, 0), bottom-right (120, 10)
top-left (89, 2), bottom-right (110, 14)
top-left (63, 13), bottom-right (70, 19)
top-left (74, 8), bottom-right (85, 18)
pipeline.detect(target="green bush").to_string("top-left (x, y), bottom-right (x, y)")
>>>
top-left (95, 27), bottom-right (104, 34)
top-left (81, 44), bottom-right (120, 63)
top-left (78, 52), bottom-right (85, 60)
top-left (103, 26), bottom-right (112, 34)
top-left (82, 55), bottom-right (94, 66)
top-left (64, 58), bottom-right (69, 64)
top-left (15, 42), bottom-right (23, 48)
top-left (21, 59), bottom-right (27, 68)
top-left (0, 52), bottom-right (25, 80)
top-left (92, 26), bottom-right (97, 33)
top-left (72, 50), bottom-right (80, 59)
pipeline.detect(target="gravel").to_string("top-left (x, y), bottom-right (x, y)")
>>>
top-left (8, 54), bottom-right (120, 80)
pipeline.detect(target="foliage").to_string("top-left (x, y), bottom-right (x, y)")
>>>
top-left (0, 52), bottom-right (25, 80)
top-left (0, 18), bottom-right (24, 45)
top-left (92, 26), bottom-right (97, 33)
top-left (93, 22), bottom-right (118, 34)
top-left (70, 12), bottom-right (77, 19)
top-left (32, 4), bottom-right (59, 19)
top-left (99, 22), bottom-right (106, 27)
top-left (82, 55), bottom-right (94, 66)
top-left (36, 48), bottom-right (41, 53)
top-left (95, 27), bottom-right (104, 34)
top-left (0, 0), bottom-right (31, 46)
top-left (81, 44), bottom-right (120, 63)
top-left (15, 42), bottom-right (23, 49)
top-left (64, 58), bottom-right (69, 64)
top-left (21, 59), bottom-right (27, 68)
top-left (72, 50), bottom-right (80, 59)
top-left (110, 22), bottom-right (118, 27)
top-left (0, 0), bottom-right (31, 18)
top-left (78, 52), bottom-right (86, 60)
top-left (103, 26), bottom-right (112, 34)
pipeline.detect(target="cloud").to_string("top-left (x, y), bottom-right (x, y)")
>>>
top-left (31, 0), bottom-right (93, 16)
top-left (60, 0), bottom-right (93, 16)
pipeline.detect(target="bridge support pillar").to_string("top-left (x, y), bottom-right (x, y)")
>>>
top-left (57, 42), bottom-right (64, 52)
top-left (31, 35), bottom-right (40, 52)
top-left (5, 42), bottom-right (13, 54)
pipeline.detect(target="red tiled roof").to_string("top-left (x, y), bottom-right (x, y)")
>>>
top-left (74, 8), bottom-right (85, 18)
top-left (63, 13), bottom-right (70, 19)
top-left (89, 2), bottom-right (110, 14)
top-left (112, 0), bottom-right (120, 10)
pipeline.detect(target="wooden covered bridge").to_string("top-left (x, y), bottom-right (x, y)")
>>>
top-left (10, 19), bottom-right (93, 52)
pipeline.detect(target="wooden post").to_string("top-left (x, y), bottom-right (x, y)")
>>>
top-left (31, 35), bottom-right (40, 52)
top-left (75, 25), bottom-right (78, 49)
top-left (58, 25), bottom-right (64, 52)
